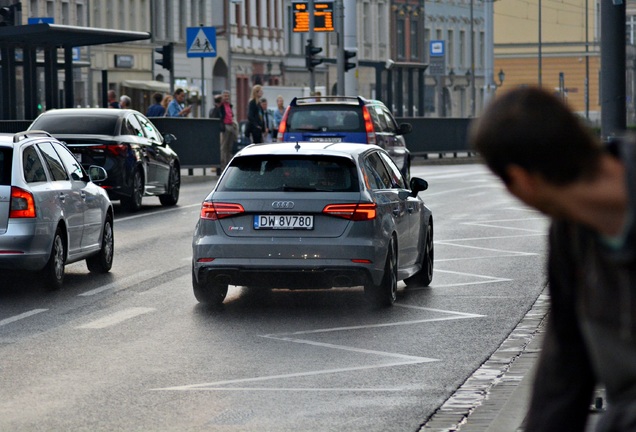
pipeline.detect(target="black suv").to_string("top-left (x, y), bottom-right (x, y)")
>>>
top-left (277, 96), bottom-right (412, 178)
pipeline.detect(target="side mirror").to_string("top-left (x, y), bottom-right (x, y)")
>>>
top-left (399, 123), bottom-right (412, 135)
top-left (409, 177), bottom-right (428, 197)
top-left (163, 133), bottom-right (177, 146)
top-left (88, 165), bottom-right (108, 183)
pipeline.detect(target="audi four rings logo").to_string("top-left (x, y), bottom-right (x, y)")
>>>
top-left (272, 201), bottom-right (295, 209)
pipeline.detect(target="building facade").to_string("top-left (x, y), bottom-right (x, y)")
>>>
top-left (494, 0), bottom-right (602, 122)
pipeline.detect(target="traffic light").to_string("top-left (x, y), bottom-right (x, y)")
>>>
top-left (305, 39), bottom-right (323, 71)
top-left (344, 49), bottom-right (357, 72)
top-left (154, 43), bottom-right (173, 72)
top-left (0, 3), bottom-right (18, 27)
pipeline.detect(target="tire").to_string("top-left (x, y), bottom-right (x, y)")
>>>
top-left (86, 214), bottom-right (114, 273)
top-left (42, 227), bottom-right (66, 290)
top-left (365, 238), bottom-right (398, 307)
top-left (404, 222), bottom-right (434, 287)
top-left (192, 266), bottom-right (228, 306)
top-left (122, 169), bottom-right (143, 212)
top-left (159, 166), bottom-right (180, 206)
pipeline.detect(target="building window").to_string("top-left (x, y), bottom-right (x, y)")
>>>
top-left (410, 19), bottom-right (419, 61)
top-left (397, 18), bottom-right (405, 60)
top-left (459, 30), bottom-right (465, 68)
top-left (424, 28), bottom-right (430, 63)
top-left (447, 29), bottom-right (454, 68)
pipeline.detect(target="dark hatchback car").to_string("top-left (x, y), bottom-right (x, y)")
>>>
top-left (277, 96), bottom-right (412, 178)
top-left (29, 108), bottom-right (181, 211)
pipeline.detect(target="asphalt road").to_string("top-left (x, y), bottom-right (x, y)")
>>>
top-left (0, 163), bottom-right (549, 431)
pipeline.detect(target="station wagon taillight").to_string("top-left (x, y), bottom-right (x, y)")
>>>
top-left (361, 106), bottom-right (376, 145)
top-left (322, 203), bottom-right (376, 221)
top-left (200, 202), bottom-right (245, 220)
top-left (10, 186), bottom-right (36, 218)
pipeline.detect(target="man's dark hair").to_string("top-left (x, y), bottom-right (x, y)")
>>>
top-left (469, 86), bottom-right (602, 185)
top-left (152, 92), bottom-right (163, 104)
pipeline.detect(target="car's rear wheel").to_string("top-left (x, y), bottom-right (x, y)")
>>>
top-left (159, 166), bottom-right (180, 206)
top-left (404, 222), bottom-right (433, 287)
top-left (42, 227), bottom-right (65, 290)
top-left (122, 168), bottom-right (143, 212)
top-left (365, 238), bottom-right (398, 307)
top-left (192, 266), bottom-right (228, 305)
top-left (86, 214), bottom-right (114, 273)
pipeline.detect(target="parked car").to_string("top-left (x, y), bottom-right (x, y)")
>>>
top-left (29, 108), bottom-right (181, 212)
top-left (276, 96), bottom-right (413, 179)
top-left (0, 131), bottom-right (114, 289)
top-left (192, 141), bottom-right (433, 308)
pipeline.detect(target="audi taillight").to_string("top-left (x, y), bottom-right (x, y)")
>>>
top-left (10, 187), bottom-right (36, 218)
top-left (276, 107), bottom-right (291, 142)
top-left (200, 202), bottom-right (245, 220)
top-left (322, 203), bottom-right (376, 221)
top-left (361, 106), bottom-right (376, 145)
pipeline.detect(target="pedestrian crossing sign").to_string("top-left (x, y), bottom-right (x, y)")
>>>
top-left (186, 27), bottom-right (217, 58)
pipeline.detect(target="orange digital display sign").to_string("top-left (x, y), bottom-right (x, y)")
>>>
top-left (292, 2), bottom-right (334, 33)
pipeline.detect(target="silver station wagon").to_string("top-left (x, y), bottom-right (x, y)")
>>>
top-left (192, 142), bottom-right (433, 308)
top-left (0, 131), bottom-right (114, 289)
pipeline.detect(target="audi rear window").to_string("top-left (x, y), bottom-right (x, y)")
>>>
top-left (31, 115), bottom-right (119, 135)
top-left (286, 106), bottom-right (365, 133)
top-left (0, 148), bottom-right (11, 185)
top-left (218, 155), bottom-right (359, 192)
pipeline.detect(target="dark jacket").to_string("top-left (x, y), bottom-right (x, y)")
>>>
top-left (247, 99), bottom-right (264, 131)
top-left (525, 139), bottom-right (636, 431)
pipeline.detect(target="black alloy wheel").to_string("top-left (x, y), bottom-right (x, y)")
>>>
top-left (86, 214), bottom-right (114, 273)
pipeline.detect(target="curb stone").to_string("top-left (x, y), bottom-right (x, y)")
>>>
top-left (418, 290), bottom-right (550, 432)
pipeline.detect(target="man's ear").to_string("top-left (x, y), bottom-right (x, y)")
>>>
top-left (505, 164), bottom-right (540, 203)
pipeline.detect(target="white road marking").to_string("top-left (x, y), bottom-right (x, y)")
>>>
top-left (116, 203), bottom-right (200, 222)
top-left (153, 305), bottom-right (487, 392)
top-left (170, 387), bottom-right (405, 392)
top-left (438, 233), bottom-right (545, 243)
top-left (76, 307), bottom-right (155, 329)
top-left (434, 242), bottom-right (538, 257)
top-left (152, 360), bottom-right (430, 391)
top-left (78, 270), bottom-right (155, 296)
top-left (0, 309), bottom-right (48, 327)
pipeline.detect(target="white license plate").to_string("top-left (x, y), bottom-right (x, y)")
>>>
top-left (309, 137), bottom-right (342, 143)
top-left (74, 153), bottom-right (82, 162)
top-left (254, 215), bottom-right (314, 230)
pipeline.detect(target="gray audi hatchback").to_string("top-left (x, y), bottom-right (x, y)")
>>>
top-left (192, 142), bottom-right (433, 308)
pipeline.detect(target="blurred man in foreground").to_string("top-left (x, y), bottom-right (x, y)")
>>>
top-left (470, 86), bottom-right (635, 431)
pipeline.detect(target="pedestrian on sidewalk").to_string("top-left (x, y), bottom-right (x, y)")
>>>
top-left (470, 86), bottom-right (636, 431)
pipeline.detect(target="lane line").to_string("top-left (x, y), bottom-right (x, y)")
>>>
top-left (436, 233), bottom-right (545, 242)
top-left (152, 360), bottom-right (430, 391)
top-left (76, 307), bottom-right (155, 329)
top-left (434, 242), bottom-right (538, 257)
top-left (78, 270), bottom-right (155, 296)
top-left (168, 387), bottom-right (406, 392)
top-left (116, 203), bottom-right (200, 222)
top-left (0, 309), bottom-right (48, 327)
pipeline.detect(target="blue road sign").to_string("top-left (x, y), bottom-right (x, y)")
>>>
top-left (430, 40), bottom-right (445, 57)
top-left (186, 27), bottom-right (216, 58)
top-left (28, 17), bottom-right (54, 24)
